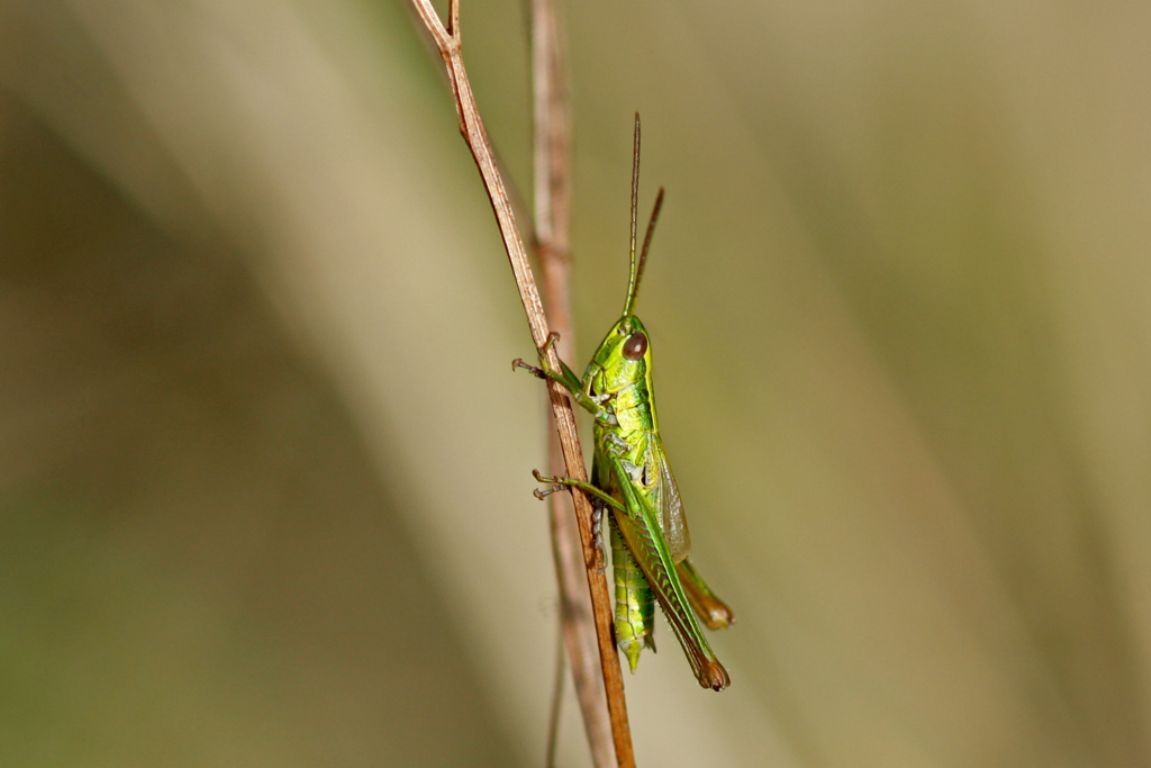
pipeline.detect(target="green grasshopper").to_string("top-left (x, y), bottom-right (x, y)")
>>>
top-left (515, 115), bottom-right (733, 691)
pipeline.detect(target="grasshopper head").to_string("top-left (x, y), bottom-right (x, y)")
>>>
top-left (593, 314), bottom-right (651, 384)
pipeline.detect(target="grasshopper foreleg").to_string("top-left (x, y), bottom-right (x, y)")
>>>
top-left (513, 335), bottom-right (617, 426)
top-left (511, 333), bottom-right (571, 385)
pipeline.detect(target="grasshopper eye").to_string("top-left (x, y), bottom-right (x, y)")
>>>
top-left (623, 332), bottom-right (647, 360)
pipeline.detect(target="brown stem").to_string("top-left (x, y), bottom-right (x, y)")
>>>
top-left (408, 2), bottom-right (635, 766)
top-left (531, 1), bottom-right (617, 767)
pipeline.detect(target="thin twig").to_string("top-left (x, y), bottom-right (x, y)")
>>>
top-left (531, 0), bottom-right (616, 766)
top-left (408, 3), bottom-right (635, 766)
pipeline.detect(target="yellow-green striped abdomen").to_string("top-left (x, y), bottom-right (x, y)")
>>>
top-left (611, 523), bottom-right (655, 671)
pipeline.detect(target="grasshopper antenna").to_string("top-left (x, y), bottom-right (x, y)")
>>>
top-left (637, 187), bottom-right (665, 301)
top-left (624, 114), bottom-right (642, 316)
top-left (623, 113), bottom-right (665, 316)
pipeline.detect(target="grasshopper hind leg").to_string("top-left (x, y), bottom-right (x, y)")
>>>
top-left (677, 559), bottom-right (735, 630)
top-left (608, 456), bottom-right (731, 690)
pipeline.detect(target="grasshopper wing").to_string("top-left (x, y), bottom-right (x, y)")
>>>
top-left (649, 438), bottom-right (691, 562)
top-left (609, 454), bottom-right (729, 690)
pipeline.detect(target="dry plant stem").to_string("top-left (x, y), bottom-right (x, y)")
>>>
top-left (408, 2), bottom-right (635, 766)
top-left (531, 0), bottom-right (616, 766)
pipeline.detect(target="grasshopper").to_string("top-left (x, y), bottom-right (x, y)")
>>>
top-left (515, 115), bottom-right (733, 691)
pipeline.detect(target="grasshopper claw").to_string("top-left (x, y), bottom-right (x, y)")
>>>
top-left (539, 331), bottom-right (561, 356)
top-left (532, 469), bottom-right (564, 500)
top-left (512, 358), bottom-right (547, 378)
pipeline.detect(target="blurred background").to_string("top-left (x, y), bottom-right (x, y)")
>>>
top-left (2, 0), bottom-right (1149, 765)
